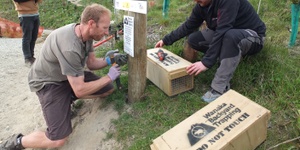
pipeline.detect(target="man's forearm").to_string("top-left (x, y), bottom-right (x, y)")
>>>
top-left (86, 57), bottom-right (107, 70)
top-left (68, 75), bottom-right (112, 98)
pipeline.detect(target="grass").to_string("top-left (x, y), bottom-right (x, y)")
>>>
top-left (1, 0), bottom-right (300, 149)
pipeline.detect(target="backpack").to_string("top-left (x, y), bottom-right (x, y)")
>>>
top-left (14, 0), bottom-right (30, 3)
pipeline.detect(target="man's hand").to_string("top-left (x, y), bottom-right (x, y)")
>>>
top-left (107, 65), bottom-right (121, 81)
top-left (104, 49), bottom-right (119, 66)
top-left (186, 61), bottom-right (208, 76)
top-left (155, 40), bottom-right (164, 48)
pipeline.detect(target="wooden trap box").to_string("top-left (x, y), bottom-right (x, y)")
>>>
top-left (147, 48), bottom-right (194, 96)
top-left (150, 90), bottom-right (271, 150)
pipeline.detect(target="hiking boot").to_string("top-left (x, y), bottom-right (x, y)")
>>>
top-left (24, 59), bottom-right (32, 67)
top-left (201, 84), bottom-right (231, 103)
top-left (24, 57), bottom-right (36, 67)
top-left (201, 89), bottom-right (222, 103)
top-left (30, 57), bottom-right (36, 64)
top-left (0, 133), bottom-right (25, 150)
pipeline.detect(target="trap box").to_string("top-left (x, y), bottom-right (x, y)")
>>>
top-left (150, 90), bottom-right (271, 150)
top-left (147, 48), bottom-right (194, 96)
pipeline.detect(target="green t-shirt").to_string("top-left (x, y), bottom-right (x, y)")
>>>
top-left (28, 23), bottom-right (93, 92)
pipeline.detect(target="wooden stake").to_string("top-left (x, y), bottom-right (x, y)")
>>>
top-left (127, 11), bottom-right (147, 103)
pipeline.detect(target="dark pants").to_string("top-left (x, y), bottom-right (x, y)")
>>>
top-left (19, 15), bottom-right (40, 60)
top-left (36, 71), bottom-right (114, 140)
top-left (187, 29), bottom-right (264, 93)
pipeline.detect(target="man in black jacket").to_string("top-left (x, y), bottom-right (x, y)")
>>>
top-left (155, 0), bottom-right (266, 103)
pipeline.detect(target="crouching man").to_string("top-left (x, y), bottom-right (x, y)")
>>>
top-left (1, 3), bottom-right (125, 149)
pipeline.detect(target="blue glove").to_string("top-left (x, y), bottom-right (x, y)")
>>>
top-left (105, 56), bottom-right (113, 66)
top-left (104, 49), bottom-right (119, 66)
top-left (107, 65), bottom-right (121, 81)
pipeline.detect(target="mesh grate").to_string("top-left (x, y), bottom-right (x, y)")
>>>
top-left (171, 75), bottom-right (193, 95)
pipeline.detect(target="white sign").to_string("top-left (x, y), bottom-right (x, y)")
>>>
top-left (114, 0), bottom-right (147, 14)
top-left (123, 16), bottom-right (134, 57)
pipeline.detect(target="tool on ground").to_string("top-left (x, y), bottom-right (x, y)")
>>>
top-left (156, 49), bottom-right (168, 61)
top-left (105, 49), bottom-right (128, 90)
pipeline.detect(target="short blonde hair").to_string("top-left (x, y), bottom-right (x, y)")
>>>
top-left (80, 4), bottom-right (111, 24)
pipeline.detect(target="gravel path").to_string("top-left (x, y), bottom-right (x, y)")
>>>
top-left (0, 37), bottom-right (45, 146)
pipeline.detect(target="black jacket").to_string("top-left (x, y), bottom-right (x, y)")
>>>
top-left (162, 0), bottom-right (266, 68)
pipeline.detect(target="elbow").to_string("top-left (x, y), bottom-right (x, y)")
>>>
top-left (85, 62), bottom-right (93, 70)
top-left (72, 88), bottom-right (85, 99)
top-left (74, 92), bottom-right (84, 99)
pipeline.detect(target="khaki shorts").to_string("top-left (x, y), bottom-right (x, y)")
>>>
top-left (36, 71), bottom-right (114, 140)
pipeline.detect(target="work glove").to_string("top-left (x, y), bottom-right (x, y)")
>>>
top-left (107, 65), bottom-right (121, 81)
top-left (114, 54), bottom-right (128, 66)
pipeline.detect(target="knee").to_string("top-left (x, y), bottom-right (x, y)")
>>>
top-left (187, 32), bottom-right (202, 49)
top-left (223, 31), bottom-right (237, 43)
top-left (187, 32), bottom-right (209, 53)
top-left (100, 88), bottom-right (114, 98)
top-left (106, 88), bottom-right (114, 95)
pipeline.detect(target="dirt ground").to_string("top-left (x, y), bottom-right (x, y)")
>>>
top-left (0, 35), bottom-right (122, 149)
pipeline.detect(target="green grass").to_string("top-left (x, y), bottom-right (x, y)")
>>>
top-left (1, 0), bottom-right (300, 149)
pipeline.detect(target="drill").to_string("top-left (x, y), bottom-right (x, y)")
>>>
top-left (105, 50), bottom-right (128, 90)
top-left (157, 49), bottom-right (167, 61)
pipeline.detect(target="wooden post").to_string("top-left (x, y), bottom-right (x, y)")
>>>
top-left (127, 10), bottom-right (147, 103)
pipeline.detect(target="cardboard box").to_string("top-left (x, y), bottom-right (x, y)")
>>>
top-left (150, 90), bottom-right (271, 150)
top-left (147, 48), bottom-right (194, 96)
